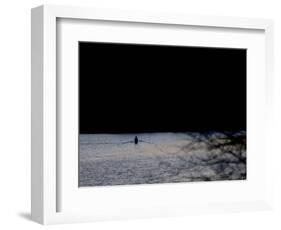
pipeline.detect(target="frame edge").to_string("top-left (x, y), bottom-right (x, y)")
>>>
top-left (31, 5), bottom-right (44, 225)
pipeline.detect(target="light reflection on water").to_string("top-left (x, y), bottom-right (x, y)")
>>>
top-left (79, 132), bottom-right (246, 187)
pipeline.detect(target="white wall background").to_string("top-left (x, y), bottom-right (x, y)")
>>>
top-left (0, 0), bottom-right (280, 229)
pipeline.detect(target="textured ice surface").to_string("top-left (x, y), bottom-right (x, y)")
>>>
top-left (79, 132), bottom-right (246, 187)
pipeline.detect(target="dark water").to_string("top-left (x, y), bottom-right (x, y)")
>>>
top-left (79, 132), bottom-right (246, 187)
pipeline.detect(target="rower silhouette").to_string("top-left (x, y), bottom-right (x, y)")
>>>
top-left (134, 136), bottom-right (138, 145)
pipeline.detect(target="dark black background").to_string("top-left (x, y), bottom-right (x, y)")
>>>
top-left (79, 42), bottom-right (246, 134)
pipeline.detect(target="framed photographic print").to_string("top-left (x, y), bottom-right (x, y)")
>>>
top-left (31, 5), bottom-right (274, 225)
top-left (78, 42), bottom-right (247, 187)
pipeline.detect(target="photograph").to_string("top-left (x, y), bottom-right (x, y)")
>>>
top-left (79, 42), bottom-right (246, 187)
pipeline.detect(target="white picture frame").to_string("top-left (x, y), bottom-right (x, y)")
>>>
top-left (31, 4), bottom-right (274, 225)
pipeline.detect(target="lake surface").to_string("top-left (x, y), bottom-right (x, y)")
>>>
top-left (79, 132), bottom-right (246, 187)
